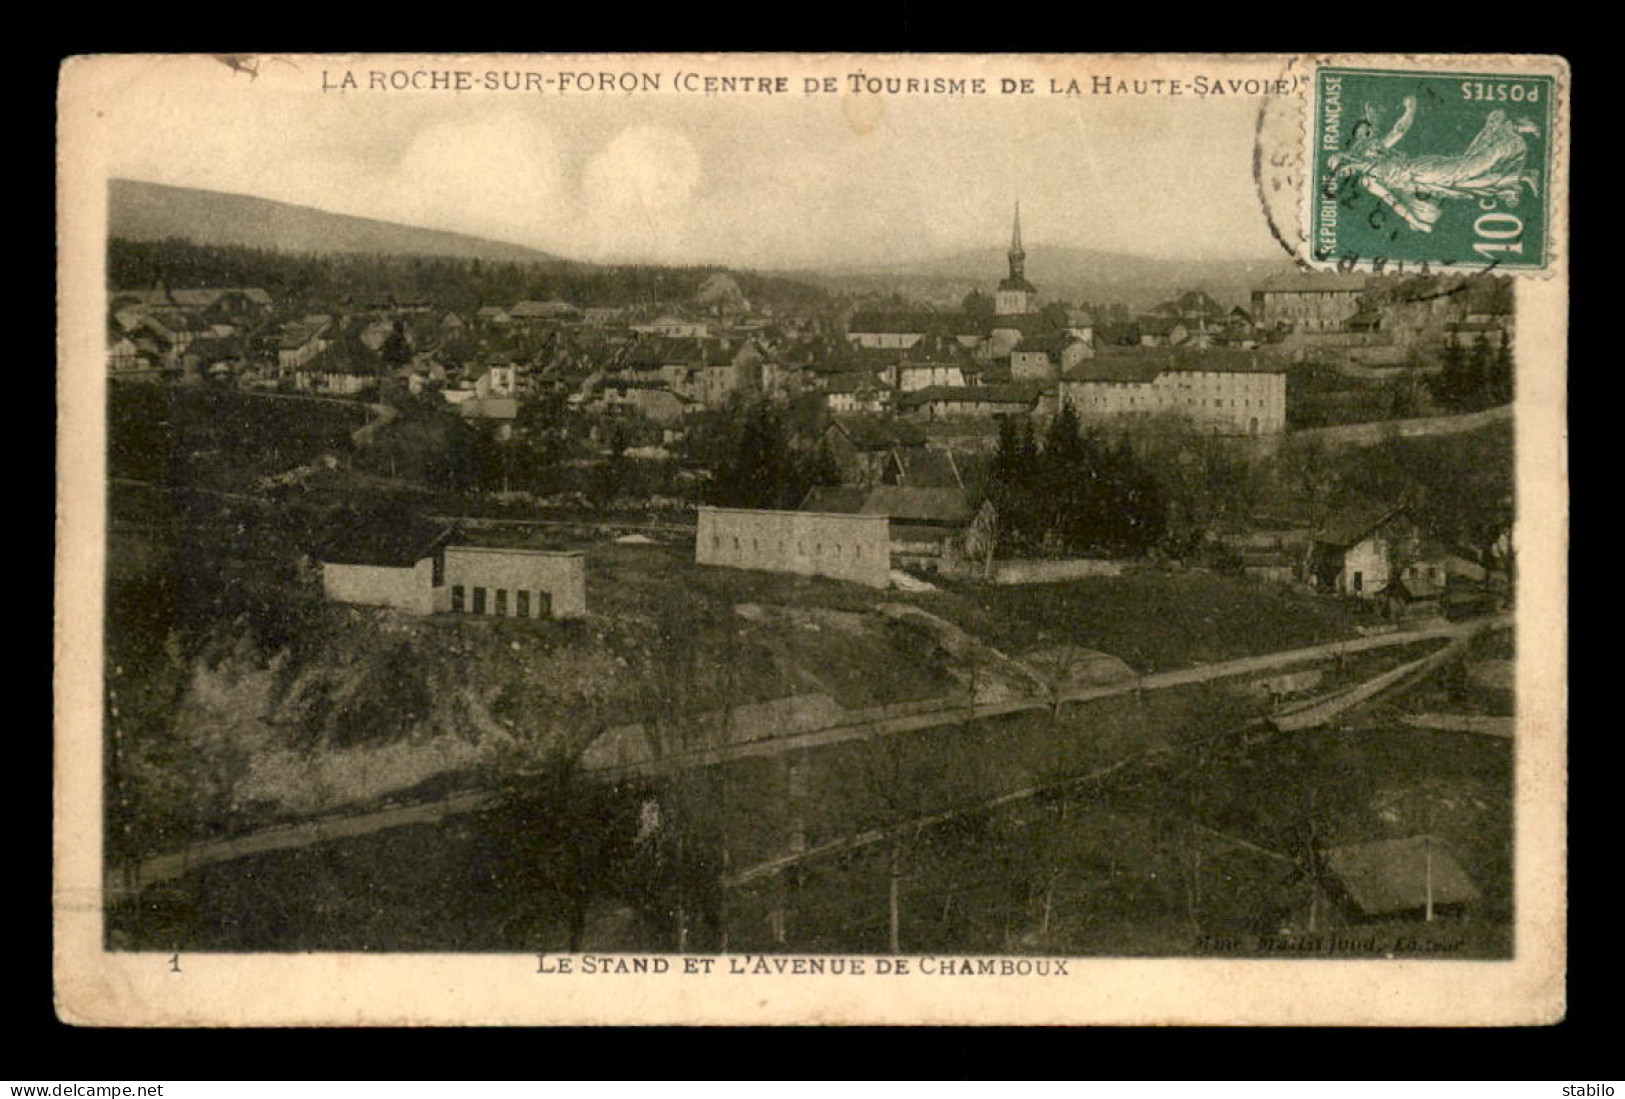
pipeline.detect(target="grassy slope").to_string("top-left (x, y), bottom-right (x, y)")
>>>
top-left (593, 543), bottom-right (1366, 678)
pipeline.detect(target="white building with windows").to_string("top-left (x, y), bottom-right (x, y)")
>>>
top-left (1059, 349), bottom-right (1287, 435)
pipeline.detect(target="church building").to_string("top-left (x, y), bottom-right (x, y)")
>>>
top-left (994, 204), bottom-right (1038, 317)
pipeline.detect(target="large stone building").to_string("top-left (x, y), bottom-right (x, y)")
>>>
top-left (1251, 272), bottom-right (1370, 333)
top-left (1059, 349), bottom-right (1287, 435)
top-left (899, 383), bottom-right (1048, 422)
top-left (319, 522), bottom-right (453, 616)
top-left (800, 483), bottom-right (975, 570)
top-left (696, 506), bottom-right (892, 588)
top-left (318, 521), bottom-right (587, 618)
top-left (443, 544), bottom-right (587, 618)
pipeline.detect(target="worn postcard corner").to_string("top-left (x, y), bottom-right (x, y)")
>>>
top-left (55, 51), bottom-right (1567, 1027)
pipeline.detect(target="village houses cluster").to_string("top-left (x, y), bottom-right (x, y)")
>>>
top-left (109, 205), bottom-right (1514, 616)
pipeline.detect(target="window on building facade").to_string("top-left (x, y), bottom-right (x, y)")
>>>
top-left (495, 588), bottom-right (507, 616)
top-left (451, 585), bottom-right (465, 613)
top-left (473, 587), bottom-right (487, 614)
top-left (517, 590), bottom-right (530, 618)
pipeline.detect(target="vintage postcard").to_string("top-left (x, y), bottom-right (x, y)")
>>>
top-left (55, 52), bottom-right (1568, 1026)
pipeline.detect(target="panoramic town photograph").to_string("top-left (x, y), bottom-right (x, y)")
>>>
top-left (95, 59), bottom-right (1519, 961)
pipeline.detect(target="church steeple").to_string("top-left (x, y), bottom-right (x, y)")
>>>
top-left (995, 202), bottom-right (1037, 317)
top-left (1008, 202), bottom-right (1026, 283)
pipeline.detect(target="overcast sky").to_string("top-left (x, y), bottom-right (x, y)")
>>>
top-left (98, 55), bottom-right (1290, 270)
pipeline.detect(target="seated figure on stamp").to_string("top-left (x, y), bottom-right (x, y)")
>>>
top-left (1329, 95), bottom-right (1542, 233)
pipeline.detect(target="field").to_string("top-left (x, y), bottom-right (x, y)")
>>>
top-left (591, 541), bottom-right (1369, 675)
top-left (108, 381), bottom-right (368, 487)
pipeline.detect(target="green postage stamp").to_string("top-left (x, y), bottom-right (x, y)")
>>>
top-left (1309, 65), bottom-right (1557, 272)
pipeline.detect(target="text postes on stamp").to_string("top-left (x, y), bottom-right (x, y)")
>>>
top-left (1308, 65), bottom-right (1555, 273)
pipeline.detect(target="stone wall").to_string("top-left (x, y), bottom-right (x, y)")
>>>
top-left (321, 558), bottom-right (435, 614)
top-left (697, 506), bottom-right (892, 588)
top-left (439, 546), bottom-right (587, 618)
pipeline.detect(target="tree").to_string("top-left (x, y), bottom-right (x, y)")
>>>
top-left (1488, 329), bottom-right (1515, 406)
top-left (709, 399), bottom-right (822, 510)
top-left (961, 289), bottom-right (994, 320)
top-left (802, 439), bottom-right (842, 491)
top-left (379, 320), bottom-right (412, 369)
top-left (1038, 300), bottom-right (1072, 330)
top-left (987, 415), bottom-right (1041, 552)
top-left (1466, 333), bottom-right (1496, 409)
top-left (1386, 373), bottom-right (1426, 419)
top-left (1039, 401), bottom-right (1086, 544)
top-left (1432, 337), bottom-right (1474, 411)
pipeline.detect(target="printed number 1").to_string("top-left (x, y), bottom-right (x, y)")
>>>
top-left (168, 953), bottom-right (180, 973)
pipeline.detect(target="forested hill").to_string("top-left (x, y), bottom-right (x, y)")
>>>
top-left (111, 179), bottom-right (571, 267)
top-left (108, 180), bottom-right (833, 312)
top-left (108, 237), bottom-right (835, 315)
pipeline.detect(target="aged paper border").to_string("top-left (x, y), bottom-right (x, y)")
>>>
top-left (55, 52), bottom-right (1568, 1026)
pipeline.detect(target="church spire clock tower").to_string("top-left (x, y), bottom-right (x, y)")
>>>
top-left (995, 202), bottom-right (1038, 316)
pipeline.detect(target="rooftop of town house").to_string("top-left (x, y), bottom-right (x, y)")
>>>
top-left (798, 485), bottom-right (869, 514)
top-left (445, 541), bottom-right (584, 559)
top-left (846, 310), bottom-right (946, 335)
top-left (1011, 331), bottom-right (1082, 355)
top-left (1386, 573), bottom-right (1445, 600)
top-left (1062, 347), bottom-right (1285, 383)
top-left (1149, 289), bottom-right (1228, 317)
top-left (457, 396), bottom-right (519, 420)
top-left (828, 415), bottom-right (928, 450)
top-left (1254, 270), bottom-right (1371, 293)
top-left (317, 518), bottom-right (456, 568)
top-left (700, 503), bottom-right (890, 522)
top-left (801, 484), bottom-right (973, 525)
top-left (890, 447), bottom-right (963, 490)
top-left (898, 383), bottom-right (1044, 407)
top-left (112, 287), bottom-right (273, 309)
top-left (1136, 316), bottom-right (1188, 337)
top-left (985, 313), bottom-right (1061, 337)
top-left (823, 371), bottom-right (884, 394)
top-left (1312, 501), bottom-right (1407, 547)
top-left (507, 299), bottom-right (580, 318)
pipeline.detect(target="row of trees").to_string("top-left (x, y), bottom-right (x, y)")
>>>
top-left (986, 403), bottom-right (1168, 557)
top-left (108, 237), bottom-right (835, 318)
top-left (1430, 331), bottom-right (1514, 412)
top-left (698, 399), bottom-right (840, 510)
top-left (360, 390), bottom-right (846, 511)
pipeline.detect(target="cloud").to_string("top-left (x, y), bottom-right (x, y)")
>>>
top-left (384, 112), bottom-right (567, 244)
top-left (580, 126), bottom-right (702, 261)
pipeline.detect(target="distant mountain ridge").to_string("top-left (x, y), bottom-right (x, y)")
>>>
top-left (109, 179), bottom-right (572, 267)
top-left (111, 178), bottom-right (1296, 310)
top-left (799, 246), bottom-right (1298, 312)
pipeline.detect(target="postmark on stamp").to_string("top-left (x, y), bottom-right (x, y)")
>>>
top-left (1308, 65), bottom-right (1556, 273)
